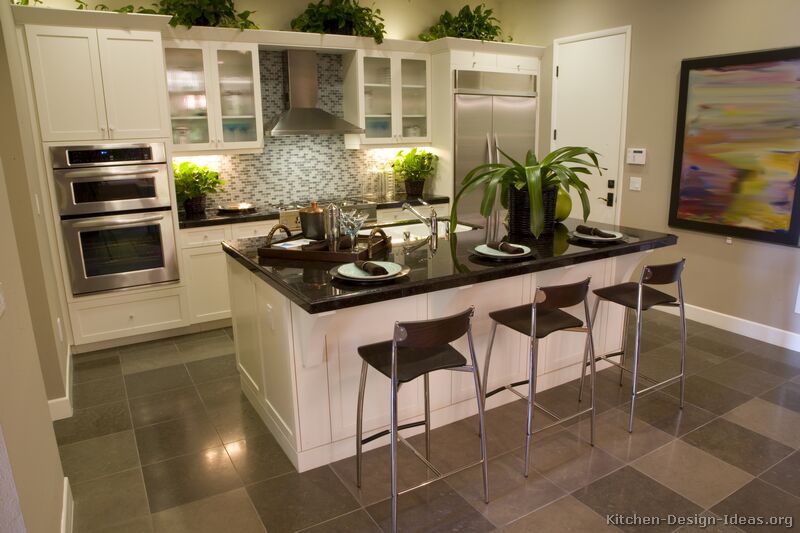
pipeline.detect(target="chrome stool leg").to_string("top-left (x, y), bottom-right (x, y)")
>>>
top-left (579, 298), bottom-right (600, 402)
top-left (356, 360), bottom-right (368, 488)
top-left (585, 299), bottom-right (598, 446)
top-left (467, 327), bottom-right (490, 503)
top-left (619, 307), bottom-right (630, 385)
top-left (523, 337), bottom-right (538, 478)
top-left (678, 280), bottom-right (687, 409)
top-left (627, 307), bottom-right (643, 433)
top-left (482, 320), bottom-right (498, 412)
top-left (424, 373), bottom-right (431, 459)
top-left (390, 360), bottom-right (399, 533)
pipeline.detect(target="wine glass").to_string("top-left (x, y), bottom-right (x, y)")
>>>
top-left (339, 209), bottom-right (369, 248)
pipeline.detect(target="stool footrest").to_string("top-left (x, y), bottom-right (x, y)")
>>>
top-left (361, 420), bottom-right (426, 445)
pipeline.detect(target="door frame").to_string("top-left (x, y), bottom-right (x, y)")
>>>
top-left (551, 25), bottom-right (631, 225)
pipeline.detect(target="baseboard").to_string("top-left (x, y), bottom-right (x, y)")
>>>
top-left (60, 477), bottom-right (73, 533)
top-left (658, 303), bottom-right (800, 352)
top-left (49, 347), bottom-right (73, 421)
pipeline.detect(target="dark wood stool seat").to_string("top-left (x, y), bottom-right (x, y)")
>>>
top-left (593, 282), bottom-right (676, 310)
top-left (489, 305), bottom-right (583, 338)
top-left (357, 342), bottom-right (467, 383)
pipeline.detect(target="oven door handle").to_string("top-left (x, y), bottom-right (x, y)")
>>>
top-left (61, 167), bottom-right (163, 180)
top-left (71, 214), bottom-right (165, 229)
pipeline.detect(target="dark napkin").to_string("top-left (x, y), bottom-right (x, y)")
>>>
top-left (576, 225), bottom-right (617, 239)
top-left (355, 260), bottom-right (389, 276)
top-left (487, 241), bottom-right (525, 254)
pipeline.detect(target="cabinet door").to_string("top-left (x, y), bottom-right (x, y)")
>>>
top-left (210, 43), bottom-right (263, 150)
top-left (25, 25), bottom-right (108, 142)
top-left (183, 246), bottom-right (231, 323)
top-left (361, 53), bottom-right (395, 143)
top-left (398, 55), bottom-right (431, 142)
top-left (164, 43), bottom-right (217, 151)
top-left (97, 29), bottom-right (170, 139)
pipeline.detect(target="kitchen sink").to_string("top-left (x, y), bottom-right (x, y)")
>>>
top-left (361, 221), bottom-right (477, 244)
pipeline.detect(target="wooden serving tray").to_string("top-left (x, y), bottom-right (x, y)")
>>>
top-left (257, 228), bottom-right (390, 263)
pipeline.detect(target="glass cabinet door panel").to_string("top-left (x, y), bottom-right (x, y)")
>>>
top-left (217, 49), bottom-right (257, 143)
top-left (363, 56), bottom-right (392, 139)
top-left (165, 48), bottom-right (211, 145)
top-left (401, 58), bottom-right (427, 138)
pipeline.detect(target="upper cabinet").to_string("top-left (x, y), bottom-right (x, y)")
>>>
top-left (345, 50), bottom-right (431, 146)
top-left (164, 41), bottom-right (263, 153)
top-left (25, 26), bottom-right (170, 142)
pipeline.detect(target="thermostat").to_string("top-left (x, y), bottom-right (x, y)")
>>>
top-left (626, 148), bottom-right (646, 165)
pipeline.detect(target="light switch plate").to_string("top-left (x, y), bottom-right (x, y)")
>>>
top-left (626, 148), bottom-right (647, 165)
top-left (629, 176), bottom-right (642, 191)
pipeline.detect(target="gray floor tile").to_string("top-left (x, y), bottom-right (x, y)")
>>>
top-left (186, 354), bottom-right (238, 384)
top-left (646, 341), bottom-right (727, 378)
top-left (224, 432), bottom-right (295, 485)
top-left (623, 390), bottom-right (716, 437)
top-left (59, 430), bottom-right (140, 484)
top-left (502, 495), bottom-right (621, 532)
top-left (572, 466), bottom-right (703, 533)
top-left (696, 359), bottom-right (786, 397)
top-left (205, 396), bottom-right (268, 444)
top-left (631, 440), bottom-right (752, 508)
top-left (732, 351), bottom-right (800, 379)
top-left (87, 515), bottom-right (154, 533)
top-left (124, 365), bottom-right (194, 399)
top-left (172, 328), bottom-right (229, 345)
top-left (446, 452), bottom-right (565, 527)
top-left (120, 342), bottom-right (183, 376)
top-left (685, 327), bottom-right (751, 359)
top-left (54, 400), bottom-right (132, 446)
top-left (681, 418), bottom-right (794, 475)
top-left (74, 353), bottom-right (122, 384)
top-left (575, 368), bottom-right (638, 409)
top-left (759, 381), bottom-right (800, 414)
top-left (73, 375), bottom-right (126, 409)
top-left (743, 341), bottom-right (800, 368)
top-left (142, 446), bottom-right (242, 513)
top-left (73, 468), bottom-right (150, 532)
top-left (530, 430), bottom-right (624, 492)
top-left (759, 451), bottom-right (800, 499)
top-left (128, 386), bottom-right (205, 428)
top-left (723, 398), bottom-right (800, 448)
top-left (568, 408), bottom-right (674, 463)
top-left (150, 488), bottom-right (264, 533)
top-left (664, 375), bottom-right (751, 416)
top-left (247, 466), bottom-right (359, 532)
top-left (299, 509), bottom-right (381, 532)
top-left (405, 417), bottom-right (496, 474)
top-left (135, 413), bottom-right (222, 465)
top-left (711, 478), bottom-right (800, 532)
top-left (195, 375), bottom-right (243, 407)
top-left (365, 479), bottom-right (495, 532)
top-left (176, 334), bottom-right (235, 363)
top-left (537, 379), bottom-right (616, 418)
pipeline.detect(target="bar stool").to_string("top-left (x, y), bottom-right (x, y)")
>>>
top-left (578, 259), bottom-right (687, 433)
top-left (355, 307), bottom-right (489, 533)
top-left (483, 278), bottom-right (597, 477)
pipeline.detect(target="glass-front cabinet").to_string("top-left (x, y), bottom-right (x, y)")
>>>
top-left (164, 42), bottom-right (262, 153)
top-left (357, 51), bottom-right (430, 145)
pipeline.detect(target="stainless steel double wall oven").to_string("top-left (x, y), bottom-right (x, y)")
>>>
top-left (52, 143), bottom-right (179, 295)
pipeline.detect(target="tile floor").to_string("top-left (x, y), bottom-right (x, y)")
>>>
top-left (56, 312), bottom-right (800, 532)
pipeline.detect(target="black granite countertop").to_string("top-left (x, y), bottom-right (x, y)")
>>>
top-left (222, 219), bottom-right (677, 314)
top-left (178, 194), bottom-right (450, 229)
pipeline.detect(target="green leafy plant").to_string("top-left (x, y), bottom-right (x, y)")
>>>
top-left (450, 147), bottom-right (602, 238)
top-left (173, 161), bottom-right (224, 203)
top-left (10, 0), bottom-right (42, 5)
top-left (291, 0), bottom-right (385, 44)
top-left (419, 4), bottom-right (508, 42)
top-left (75, 0), bottom-right (257, 30)
top-left (392, 148), bottom-right (438, 182)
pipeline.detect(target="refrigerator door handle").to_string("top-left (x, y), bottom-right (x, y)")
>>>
top-left (494, 133), bottom-right (501, 164)
top-left (486, 133), bottom-right (493, 164)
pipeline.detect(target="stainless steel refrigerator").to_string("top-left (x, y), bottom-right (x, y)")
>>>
top-left (453, 71), bottom-right (537, 229)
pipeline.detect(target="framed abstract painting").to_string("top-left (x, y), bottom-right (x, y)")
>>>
top-left (669, 47), bottom-right (800, 246)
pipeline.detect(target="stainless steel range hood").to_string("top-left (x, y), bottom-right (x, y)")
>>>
top-left (266, 50), bottom-right (364, 136)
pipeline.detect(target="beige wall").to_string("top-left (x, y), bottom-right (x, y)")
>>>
top-left (499, 0), bottom-right (800, 333)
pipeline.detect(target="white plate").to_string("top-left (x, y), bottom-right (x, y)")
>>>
top-left (572, 230), bottom-right (624, 242)
top-left (473, 243), bottom-right (532, 258)
top-left (335, 261), bottom-right (406, 281)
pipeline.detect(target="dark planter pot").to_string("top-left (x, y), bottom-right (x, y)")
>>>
top-left (404, 180), bottom-right (425, 198)
top-left (183, 195), bottom-right (207, 215)
top-left (507, 185), bottom-right (558, 237)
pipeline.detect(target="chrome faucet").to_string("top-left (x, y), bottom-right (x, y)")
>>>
top-left (402, 202), bottom-right (438, 251)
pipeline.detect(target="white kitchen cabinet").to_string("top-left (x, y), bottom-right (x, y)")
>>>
top-left (164, 41), bottom-right (263, 153)
top-left (345, 51), bottom-right (431, 146)
top-left (26, 25), bottom-right (169, 142)
top-left (227, 255), bottom-right (264, 396)
top-left (182, 245), bottom-right (231, 323)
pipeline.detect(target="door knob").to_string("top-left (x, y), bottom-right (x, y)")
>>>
top-left (597, 193), bottom-right (614, 207)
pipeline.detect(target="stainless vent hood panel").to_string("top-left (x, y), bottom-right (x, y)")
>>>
top-left (268, 50), bottom-right (364, 136)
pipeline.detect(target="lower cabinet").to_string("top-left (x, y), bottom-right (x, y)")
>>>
top-left (182, 245), bottom-right (231, 322)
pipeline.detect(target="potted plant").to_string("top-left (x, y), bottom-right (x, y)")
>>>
top-left (173, 161), bottom-right (225, 215)
top-left (450, 146), bottom-right (602, 238)
top-left (392, 148), bottom-right (438, 198)
top-left (419, 3), bottom-right (509, 42)
top-left (290, 0), bottom-right (386, 44)
top-left (75, 0), bottom-right (257, 30)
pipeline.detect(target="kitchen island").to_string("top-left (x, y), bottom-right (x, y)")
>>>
top-left (222, 221), bottom-right (676, 471)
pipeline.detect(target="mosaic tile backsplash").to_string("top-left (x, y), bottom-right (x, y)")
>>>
top-left (190, 51), bottom-right (392, 208)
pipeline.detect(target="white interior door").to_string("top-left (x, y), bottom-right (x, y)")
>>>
top-left (552, 28), bottom-right (630, 225)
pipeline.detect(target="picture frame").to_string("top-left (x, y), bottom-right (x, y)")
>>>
top-left (668, 47), bottom-right (800, 246)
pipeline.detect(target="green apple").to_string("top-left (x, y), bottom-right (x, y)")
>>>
top-left (552, 223), bottom-right (569, 255)
top-left (555, 186), bottom-right (572, 221)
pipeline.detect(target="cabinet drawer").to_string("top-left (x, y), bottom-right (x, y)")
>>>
top-left (450, 50), bottom-right (497, 70)
top-left (497, 55), bottom-right (538, 72)
top-left (71, 288), bottom-right (188, 344)
top-left (231, 221), bottom-right (276, 240)
top-left (181, 226), bottom-right (231, 247)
